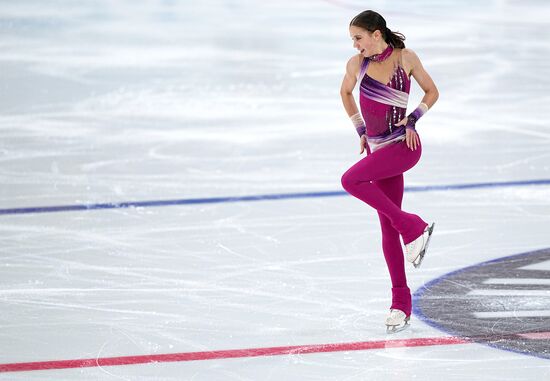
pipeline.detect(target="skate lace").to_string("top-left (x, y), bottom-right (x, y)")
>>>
top-left (389, 309), bottom-right (405, 318)
top-left (406, 231), bottom-right (427, 256)
top-left (406, 240), bottom-right (416, 256)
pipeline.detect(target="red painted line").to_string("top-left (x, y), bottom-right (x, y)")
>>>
top-left (0, 336), bottom-right (470, 373)
top-left (517, 331), bottom-right (550, 340)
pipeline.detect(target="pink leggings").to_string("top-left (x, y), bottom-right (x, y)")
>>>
top-left (340, 138), bottom-right (428, 316)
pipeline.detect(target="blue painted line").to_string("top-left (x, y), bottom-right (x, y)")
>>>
top-left (1, 178), bottom-right (549, 216)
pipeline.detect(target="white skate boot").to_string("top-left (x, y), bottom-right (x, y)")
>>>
top-left (385, 309), bottom-right (410, 334)
top-left (405, 222), bottom-right (435, 268)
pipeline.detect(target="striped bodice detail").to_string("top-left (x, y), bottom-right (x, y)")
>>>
top-left (358, 53), bottom-right (412, 152)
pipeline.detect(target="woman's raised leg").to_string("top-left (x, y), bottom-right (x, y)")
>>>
top-left (341, 141), bottom-right (428, 244)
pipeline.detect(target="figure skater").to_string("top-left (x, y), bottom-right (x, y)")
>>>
top-left (340, 10), bottom-right (439, 333)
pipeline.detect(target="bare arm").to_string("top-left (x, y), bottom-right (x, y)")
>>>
top-left (340, 54), bottom-right (363, 116)
top-left (397, 48), bottom-right (439, 151)
top-left (340, 54), bottom-right (370, 154)
top-left (403, 48), bottom-right (439, 108)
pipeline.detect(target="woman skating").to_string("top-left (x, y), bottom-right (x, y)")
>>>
top-left (340, 10), bottom-right (439, 333)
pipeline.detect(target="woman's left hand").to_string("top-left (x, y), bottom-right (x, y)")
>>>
top-left (395, 117), bottom-right (419, 151)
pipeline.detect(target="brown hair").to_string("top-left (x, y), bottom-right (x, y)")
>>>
top-left (350, 10), bottom-right (406, 49)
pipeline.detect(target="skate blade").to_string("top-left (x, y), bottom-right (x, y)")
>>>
top-left (386, 317), bottom-right (411, 334)
top-left (412, 222), bottom-right (435, 269)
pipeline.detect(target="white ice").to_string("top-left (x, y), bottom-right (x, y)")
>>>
top-left (1, 0), bottom-right (550, 380)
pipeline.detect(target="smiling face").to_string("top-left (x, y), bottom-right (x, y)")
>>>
top-left (349, 25), bottom-right (383, 57)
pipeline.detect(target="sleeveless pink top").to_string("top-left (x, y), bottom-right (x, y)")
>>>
top-left (358, 51), bottom-right (411, 152)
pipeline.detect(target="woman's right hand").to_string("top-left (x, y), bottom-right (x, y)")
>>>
top-left (359, 134), bottom-right (368, 155)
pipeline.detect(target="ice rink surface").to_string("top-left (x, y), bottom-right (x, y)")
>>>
top-left (1, 0), bottom-right (550, 379)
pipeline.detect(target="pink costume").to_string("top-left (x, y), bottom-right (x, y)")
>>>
top-left (341, 45), bottom-right (428, 316)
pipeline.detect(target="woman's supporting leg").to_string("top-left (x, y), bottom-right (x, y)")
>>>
top-left (375, 174), bottom-right (411, 316)
top-left (340, 140), bottom-right (428, 244)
